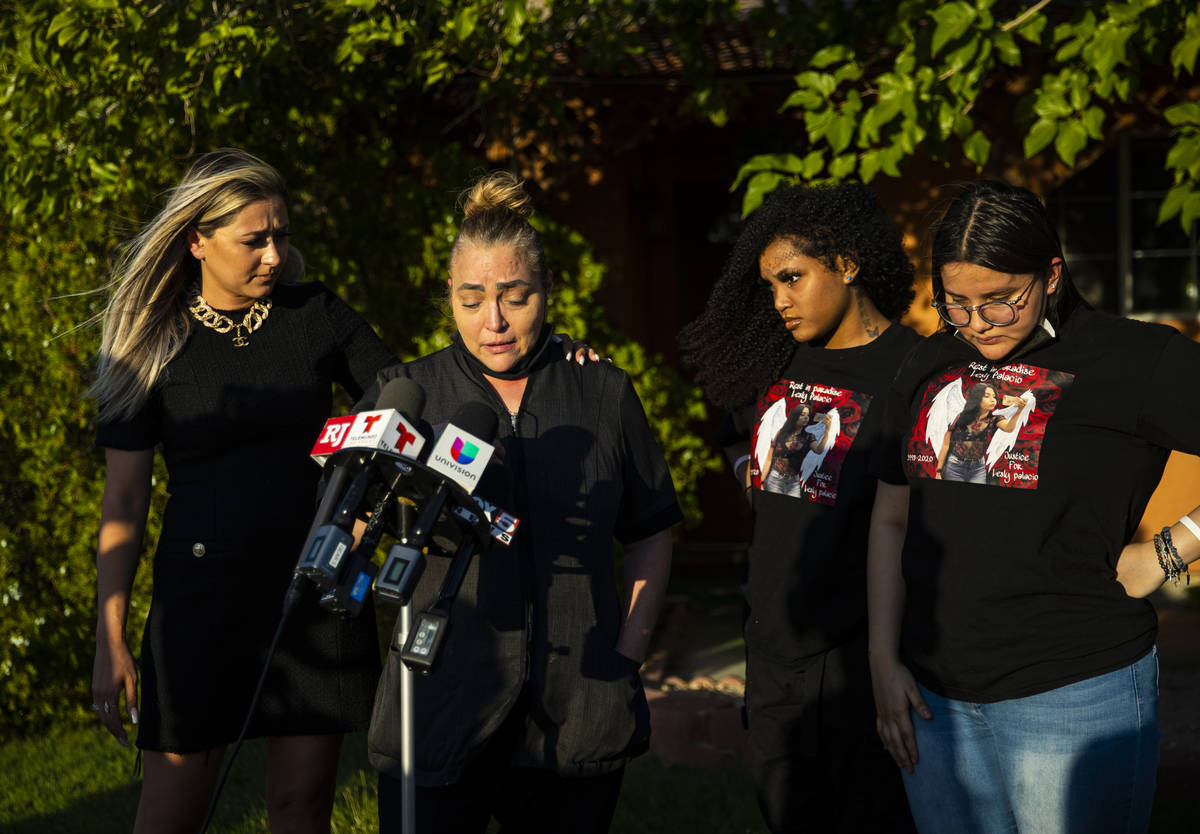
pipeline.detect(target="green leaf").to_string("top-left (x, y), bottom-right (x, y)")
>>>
top-left (1015, 13), bottom-right (1047, 44)
top-left (810, 45), bottom-right (852, 69)
top-left (1166, 136), bottom-right (1200, 179)
top-left (453, 6), bottom-right (479, 42)
top-left (952, 111), bottom-right (973, 140)
top-left (930, 2), bottom-right (977, 57)
top-left (1172, 33), bottom-right (1200, 74)
top-left (833, 61), bottom-right (863, 84)
top-left (730, 154), bottom-right (806, 191)
top-left (1157, 183), bottom-right (1191, 225)
top-left (1182, 192), bottom-right (1200, 235)
top-left (1054, 119), bottom-right (1089, 167)
top-left (1033, 88), bottom-right (1073, 120)
top-left (1055, 37), bottom-right (1084, 63)
top-left (742, 171), bottom-right (786, 216)
top-left (829, 153), bottom-right (856, 179)
top-left (859, 150), bottom-right (882, 183)
top-left (1112, 74), bottom-right (1133, 101)
top-left (936, 99), bottom-right (956, 139)
top-left (827, 113), bottom-right (854, 153)
top-left (994, 31), bottom-right (1021, 66)
top-left (1068, 72), bottom-right (1091, 112)
top-left (802, 150), bottom-right (826, 179)
top-left (804, 107), bottom-right (835, 143)
top-left (963, 130), bottom-right (991, 168)
top-left (47, 10), bottom-right (74, 37)
top-left (1165, 102), bottom-right (1200, 127)
top-left (1082, 25), bottom-right (1129, 77)
top-left (781, 88), bottom-right (825, 112)
top-left (879, 145), bottom-right (905, 177)
top-left (1024, 118), bottom-right (1058, 157)
top-left (1081, 106), bottom-right (1105, 140)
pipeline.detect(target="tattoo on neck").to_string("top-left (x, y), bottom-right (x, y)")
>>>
top-left (856, 291), bottom-right (880, 338)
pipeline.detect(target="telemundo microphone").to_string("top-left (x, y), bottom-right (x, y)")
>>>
top-left (291, 378), bottom-right (427, 612)
top-left (395, 402), bottom-right (500, 672)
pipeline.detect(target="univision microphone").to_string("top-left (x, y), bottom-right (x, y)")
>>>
top-left (293, 378), bottom-right (427, 608)
top-left (390, 403), bottom-right (502, 670)
top-left (375, 399), bottom-right (500, 603)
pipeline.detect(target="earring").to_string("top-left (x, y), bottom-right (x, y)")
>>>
top-left (844, 274), bottom-right (854, 283)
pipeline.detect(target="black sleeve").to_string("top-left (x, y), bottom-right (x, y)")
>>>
top-left (95, 388), bottom-right (162, 451)
top-left (319, 284), bottom-right (398, 401)
top-left (1136, 329), bottom-right (1200, 454)
top-left (869, 382), bottom-right (913, 486)
top-left (614, 373), bottom-right (684, 544)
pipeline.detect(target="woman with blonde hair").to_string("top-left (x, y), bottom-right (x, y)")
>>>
top-left (364, 171), bottom-right (681, 833)
top-left (91, 148), bottom-right (396, 833)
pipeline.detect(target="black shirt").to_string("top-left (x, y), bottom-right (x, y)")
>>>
top-left (872, 309), bottom-right (1200, 702)
top-left (364, 337), bottom-right (683, 784)
top-left (723, 323), bottom-right (921, 662)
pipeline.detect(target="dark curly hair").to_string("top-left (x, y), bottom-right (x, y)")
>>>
top-left (678, 182), bottom-right (916, 409)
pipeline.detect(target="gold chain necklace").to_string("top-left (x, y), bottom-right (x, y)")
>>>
top-left (188, 292), bottom-right (272, 348)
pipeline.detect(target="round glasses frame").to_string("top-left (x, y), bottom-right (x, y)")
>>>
top-left (930, 274), bottom-right (1040, 327)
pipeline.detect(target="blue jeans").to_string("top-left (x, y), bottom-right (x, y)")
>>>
top-left (943, 453), bottom-right (987, 484)
top-left (903, 648), bottom-right (1159, 834)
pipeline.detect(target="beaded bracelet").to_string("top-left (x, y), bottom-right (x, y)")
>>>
top-left (1161, 526), bottom-right (1189, 586)
top-left (1154, 532), bottom-right (1180, 586)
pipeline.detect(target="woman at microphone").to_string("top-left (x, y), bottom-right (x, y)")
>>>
top-left (364, 171), bottom-right (682, 834)
top-left (90, 148), bottom-right (396, 833)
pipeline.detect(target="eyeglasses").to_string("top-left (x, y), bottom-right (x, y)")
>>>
top-left (930, 275), bottom-right (1040, 327)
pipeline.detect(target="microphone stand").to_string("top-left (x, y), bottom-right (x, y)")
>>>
top-left (397, 602), bottom-right (417, 834)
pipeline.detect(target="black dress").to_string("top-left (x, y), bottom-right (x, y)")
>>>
top-left (96, 281), bottom-right (396, 752)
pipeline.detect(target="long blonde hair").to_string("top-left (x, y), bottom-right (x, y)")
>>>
top-left (91, 148), bottom-right (299, 422)
top-left (450, 171), bottom-right (547, 288)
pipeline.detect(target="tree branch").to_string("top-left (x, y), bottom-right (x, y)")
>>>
top-left (1002, 0), bottom-right (1053, 33)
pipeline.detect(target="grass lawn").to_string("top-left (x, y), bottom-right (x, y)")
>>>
top-left (6, 718), bottom-right (1194, 832)
top-left (0, 722), bottom-right (764, 833)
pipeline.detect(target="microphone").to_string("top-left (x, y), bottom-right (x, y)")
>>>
top-left (375, 402), bottom-right (497, 606)
top-left (423, 401), bottom-right (498, 495)
top-left (294, 378), bottom-right (427, 601)
top-left (310, 377), bottom-right (428, 465)
top-left (391, 402), bottom-right (502, 669)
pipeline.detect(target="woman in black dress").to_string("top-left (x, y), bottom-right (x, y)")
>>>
top-left (90, 148), bottom-right (396, 833)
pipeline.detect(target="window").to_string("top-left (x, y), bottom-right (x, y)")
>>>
top-left (1047, 135), bottom-right (1198, 319)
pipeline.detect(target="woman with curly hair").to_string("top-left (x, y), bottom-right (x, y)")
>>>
top-left (679, 182), bottom-right (917, 833)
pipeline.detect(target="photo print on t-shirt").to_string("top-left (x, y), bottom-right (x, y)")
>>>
top-left (751, 378), bottom-right (873, 505)
top-left (904, 361), bottom-right (1075, 489)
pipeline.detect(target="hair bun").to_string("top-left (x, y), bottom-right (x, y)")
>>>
top-left (461, 171), bottom-right (534, 219)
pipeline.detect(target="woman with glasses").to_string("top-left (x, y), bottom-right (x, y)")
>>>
top-left (868, 179), bottom-right (1200, 833)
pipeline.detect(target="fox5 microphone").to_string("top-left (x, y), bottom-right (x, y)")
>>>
top-left (290, 378), bottom-right (427, 612)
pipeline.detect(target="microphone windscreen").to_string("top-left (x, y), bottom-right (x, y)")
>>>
top-left (450, 401), bottom-right (499, 442)
top-left (374, 377), bottom-right (426, 421)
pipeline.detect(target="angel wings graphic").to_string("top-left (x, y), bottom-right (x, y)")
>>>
top-left (799, 408), bottom-right (840, 486)
top-left (754, 397), bottom-right (789, 476)
top-left (924, 378), bottom-right (1036, 474)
